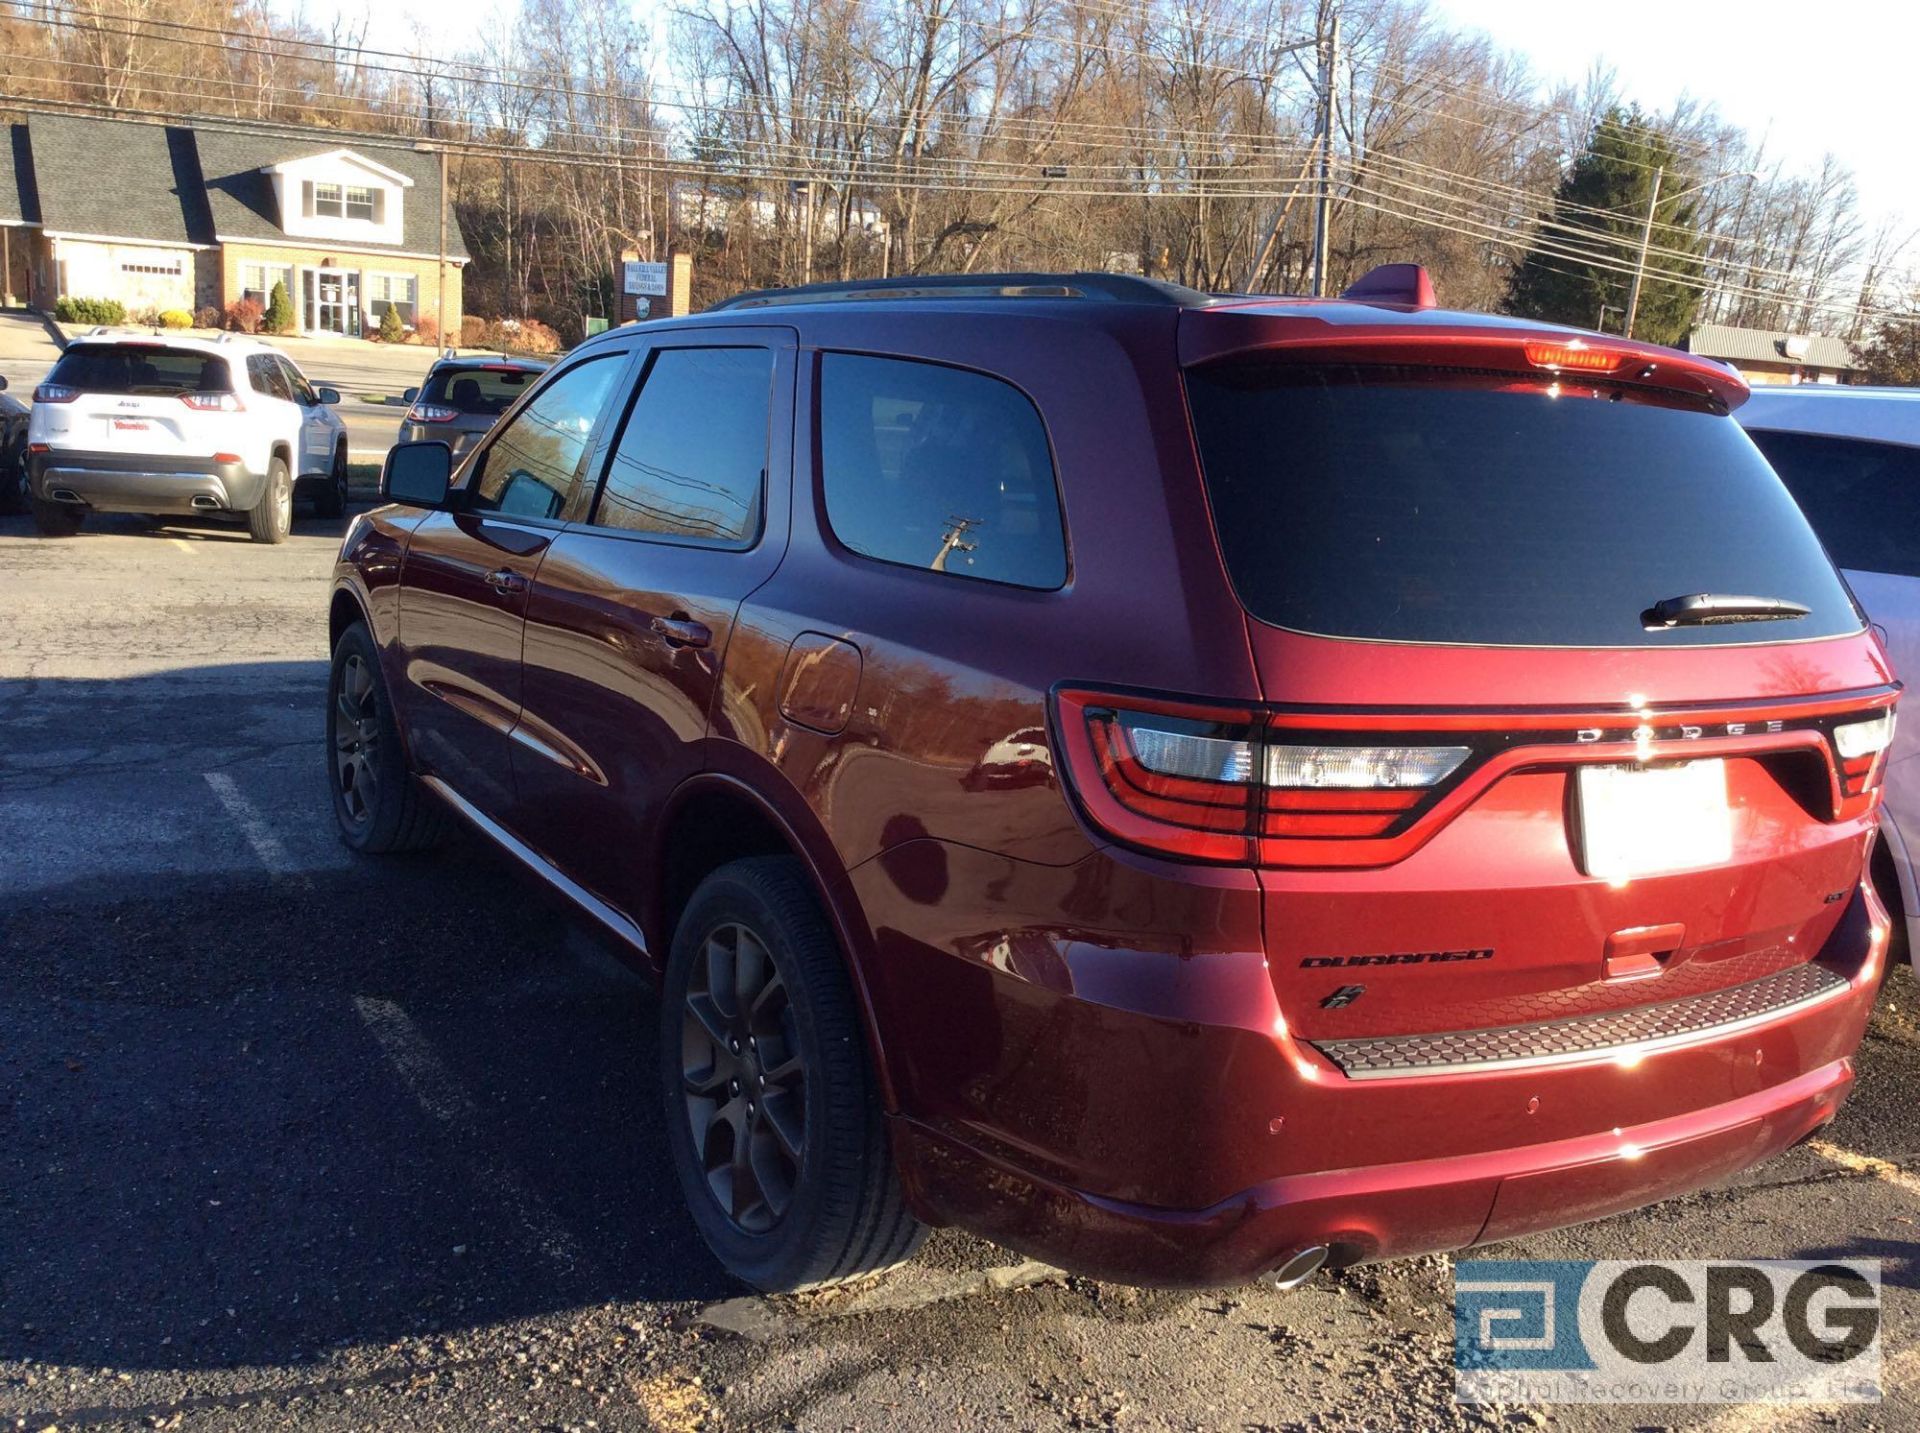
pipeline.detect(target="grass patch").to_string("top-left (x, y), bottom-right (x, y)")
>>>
top-left (346, 461), bottom-right (384, 497)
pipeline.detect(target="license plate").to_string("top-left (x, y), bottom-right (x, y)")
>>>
top-left (112, 419), bottom-right (149, 432)
top-left (1577, 760), bottom-right (1732, 880)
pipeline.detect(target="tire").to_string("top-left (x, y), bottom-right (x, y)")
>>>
top-left (661, 856), bottom-right (925, 1292)
top-left (247, 454), bottom-right (293, 544)
top-left (0, 437), bottom-right (26, 516)
top-left (314, 442), bottom-right (348, 519)
top-left (326, 620), bottom-right (451, 853)
top-left (30, 494), bottom-right (82, 536)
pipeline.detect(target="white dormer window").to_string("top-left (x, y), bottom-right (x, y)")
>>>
top-left (309, 182), bottom-right (381, 224)
top-left (267, 150), bottom-right (412, 245)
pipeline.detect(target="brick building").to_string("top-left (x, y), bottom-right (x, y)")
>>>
top-left (0, 113), bottom-right (467, 338)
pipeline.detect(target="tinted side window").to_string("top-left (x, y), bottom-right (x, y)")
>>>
top-left (245, 355), bottom-right (288, 400)
top-left (471, 357), bottom-right (622, 520)
top-left (819, 353), bottom-right (1066, 589)
top-left (591, 347), bottom-right (772, 545)
top-left (276, 356), bottom-right (317, 405)
top-left (1746, 429), bottom-right (1920, 580)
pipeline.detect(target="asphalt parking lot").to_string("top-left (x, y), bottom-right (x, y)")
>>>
top-left (3, 509), bottom-right (1919, 1432)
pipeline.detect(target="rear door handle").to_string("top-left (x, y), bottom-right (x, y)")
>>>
top-left (485, 567), bottom-right (527, 596)
top-left (651, 615), bottom-right (713, 649)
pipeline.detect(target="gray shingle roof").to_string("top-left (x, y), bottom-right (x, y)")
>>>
top-left (194, 127), bottom-right (468, 259)
top-left (10, 114), bottom-right (466, 259)
top-left (27, 114), bottom-right (211, 244)
top-left (0, 124), bottom-right (37, 225)
top-left (1683, 323), bottom-right (1860, 373)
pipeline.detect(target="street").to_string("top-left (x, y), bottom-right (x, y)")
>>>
top-left (0, 511), bottom-right (1916, 1432)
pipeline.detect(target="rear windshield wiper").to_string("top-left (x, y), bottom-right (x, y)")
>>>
top-left (1642, 593), bottom-right (1811, 628)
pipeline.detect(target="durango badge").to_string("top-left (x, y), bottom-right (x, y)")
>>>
top-left (1300, 948), bottom-right (1495, 969)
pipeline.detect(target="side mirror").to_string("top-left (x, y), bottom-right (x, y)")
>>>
top-left (316, 386), bottom-right (341, 406)
top-left (382, 440), bottom-right (453, 509)
top-left (0, 375), bottom-right (10, 392)
top-left (401, 386), bottom-right (420, 404)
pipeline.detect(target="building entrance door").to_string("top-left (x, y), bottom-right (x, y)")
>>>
top-left (303, 269), bottom-right (362, 336)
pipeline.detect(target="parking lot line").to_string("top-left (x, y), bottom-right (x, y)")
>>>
top-left (1806, 1138), bottom-right (1920, 1198)
top-left (169, 537), bottom-right (197, 555)
top-left (203, 770), bottom-right (299, 878)
top-left (352, 994), bottom-right (590, 1276)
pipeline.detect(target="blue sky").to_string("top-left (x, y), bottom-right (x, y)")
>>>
top-left (353, 0), bottom-right (1913, 226)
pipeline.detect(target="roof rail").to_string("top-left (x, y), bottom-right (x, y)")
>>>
top-left (709, 271), bottom-right (1215, 311)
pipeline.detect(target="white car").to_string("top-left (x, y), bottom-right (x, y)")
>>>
top-left (26, 331), bottom-right (349, 543)
top-left (1740, 386), bottom-right (1918, 968)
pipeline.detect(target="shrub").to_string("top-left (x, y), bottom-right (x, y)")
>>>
top-left (130, 305), bottom-right (163, 328)
top-left (460, 314), bottom-right (487, 347)
top-left (159, 309), bottom-right (192, 330)
top-left (512, 318), bottom-right (563, 355)
top-left (193, 306), bottom-right (222, 330)
top-left (264, 279), bottom-right (295, 334)
top-left (411, 314), bottom-right (439, 347)
top-left (53, 295), bottom-right (126, 325)
top-left (224, 297), bottom-right (264, 334)
top-left (376, 303), bottom-right (405, 343)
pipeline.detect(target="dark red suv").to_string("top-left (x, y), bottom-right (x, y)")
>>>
top-left (328, 269), bottom-right (1899, 1292)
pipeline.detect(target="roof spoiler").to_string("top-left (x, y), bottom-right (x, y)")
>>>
top-left (1340, 263), bottom-right (1436, 310)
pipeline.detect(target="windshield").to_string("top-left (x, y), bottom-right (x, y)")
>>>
top-left (1184, 364), bottom-right (1862, 648)
top-left (422, 365), bottom-right (540, 415)
top-left (47, 345), bottom-right (231, 397)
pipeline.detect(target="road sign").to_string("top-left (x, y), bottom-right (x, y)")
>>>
top-left (623, 261), bottom-right (668, 297)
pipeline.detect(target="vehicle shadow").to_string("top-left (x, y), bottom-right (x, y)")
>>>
top-left (0, 663), bottom-right (736, 1374)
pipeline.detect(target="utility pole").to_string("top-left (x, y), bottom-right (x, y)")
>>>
top-left (1309, 7), bottom-right (1339, 298)
top-left (436, 147), bottom-right (450, 346)
top-left (1623, 164), bottom-right (1663, 341)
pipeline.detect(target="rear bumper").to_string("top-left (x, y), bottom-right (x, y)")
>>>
top-left (30, 449), bottom-right (264, 514)
top-left (893, 1056), bottom-right (1852, 1287)
top-left (874, 858), bottom-right (1887, 1288)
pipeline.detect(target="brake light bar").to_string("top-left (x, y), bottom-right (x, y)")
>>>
top-left (1523, 341), bottom-right (1626, 373)
top-left (1055, 687), bottom-right (1898, 868)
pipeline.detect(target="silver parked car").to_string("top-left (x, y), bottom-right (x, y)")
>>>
top-left (1740, 386), bottom-right (1918, 967)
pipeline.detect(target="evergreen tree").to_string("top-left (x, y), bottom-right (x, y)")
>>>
top-left (265, 280), bottom-right (295, 335)
top-left (1504, 108), bottom-right (1706, 347)
top-left (378, 302), bottom-right (405, 343)
top-left (1856, 307), bottom-right (1920, 386)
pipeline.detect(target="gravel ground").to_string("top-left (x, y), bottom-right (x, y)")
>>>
top-left (3, 508), bottom-right (1918, 1432)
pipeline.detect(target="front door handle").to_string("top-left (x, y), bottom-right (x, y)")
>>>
top-left (485, 567), bottom-right (527, 596)
top-left (651, 615), bottom-right (713, 649)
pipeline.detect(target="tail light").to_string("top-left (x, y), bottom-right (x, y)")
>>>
top-left (407, 403), bottom-right (459, 424)
top-left (1055, 689), bottom-right (1468, 864)
top-left (181, 392), bottom-right (245, 412)
top-left (33, 383), bottom-right (78, 403)
top-left (1835, 711), bottom-right (1897, 796)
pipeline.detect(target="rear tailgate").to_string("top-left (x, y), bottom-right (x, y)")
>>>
top-left (34, 344), bottom-right (238, 457)
top-left (1177, 311), bottom-right (1898, 1054)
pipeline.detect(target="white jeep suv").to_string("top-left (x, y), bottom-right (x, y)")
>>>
top-left (27, 332), bottom-right (349, 544)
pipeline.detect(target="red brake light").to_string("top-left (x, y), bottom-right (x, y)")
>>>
top-left (1523, 341), bottom-right (1625, 373)
top-left (1055, 690), bottom-right (1469, 865)
top-left (33, 383), bottom-right (78, 403)
top-left (408, 403), bottom-right (459, 423)
top-left (181, 392), bottom-right (245, 412)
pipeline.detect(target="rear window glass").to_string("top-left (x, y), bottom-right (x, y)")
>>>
top-left (423, 365), bottom-right (540, 415)
top-left (819, 353), bottom-right (1066, 589)
top-left (48, 345), bottom-right (230, 395)
top-left (1184, 365), bottom-right (1861, 647)
top-left (1744, 429), bottom-right (1920, 580)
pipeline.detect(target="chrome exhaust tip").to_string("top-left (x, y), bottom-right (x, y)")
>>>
top-left (190, 494), bottom-right (222, 510)
top-left (1263, 1245), bottom-right (1330, 1291)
